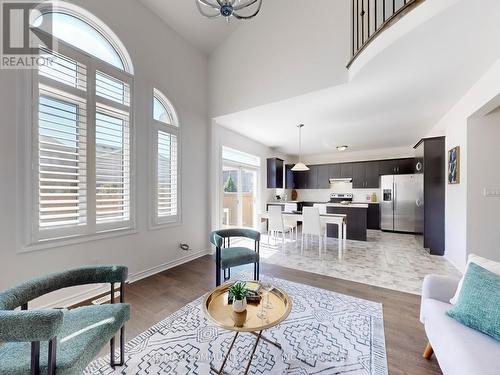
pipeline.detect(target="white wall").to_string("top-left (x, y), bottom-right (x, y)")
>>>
top-left (210, 123), bottom-right (291, 232)
top-left (0, 0), bottom-right (209, 306)
top-left (209, 0), bottom-right (350, 117)
top-left (426, 59), bottom-right (500, 271)
top-left (467, 103), bottom-right (500, 262)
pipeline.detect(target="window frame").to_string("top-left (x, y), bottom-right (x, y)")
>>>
top-left (23, 9), bottom-right (136, 249)
top-left (149, 88), bottom-right (181, 228)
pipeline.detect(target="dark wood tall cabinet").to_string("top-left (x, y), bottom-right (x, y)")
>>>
top-left (285, 164), bottom-right (295, 189)
top-left (414, 137), bottom-right (446, 255)
top-left (266, 158), bottom-right (283, 188)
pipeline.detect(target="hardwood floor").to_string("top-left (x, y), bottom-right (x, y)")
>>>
top-left (94, 255), bottom-right (443, 374)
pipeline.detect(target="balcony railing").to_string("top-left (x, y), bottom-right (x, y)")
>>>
top-left (348, 0), bottom-right (423, 68)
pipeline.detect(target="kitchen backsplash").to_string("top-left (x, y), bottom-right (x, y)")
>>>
top-left (276, 183), bottom-right (379, 203)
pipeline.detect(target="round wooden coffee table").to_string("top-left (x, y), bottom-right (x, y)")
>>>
top-left (202, 281), bottom-right (292, 375)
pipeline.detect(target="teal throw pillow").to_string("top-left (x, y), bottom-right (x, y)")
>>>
top-left (446, 262), bottom-right (500, 341)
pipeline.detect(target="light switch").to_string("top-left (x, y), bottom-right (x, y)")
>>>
top-left (484, 188), bottom-right (500, 197)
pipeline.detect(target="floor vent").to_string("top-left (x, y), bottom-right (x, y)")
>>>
top-left (92, 292), bottom-right (121, 305)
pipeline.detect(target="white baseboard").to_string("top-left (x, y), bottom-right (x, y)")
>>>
top-left (41, 249), bottom-right (210, 309)
top-left (128, 249), bottom-right (210, 283)
top-left (444, 254), bottom-right (465, 274)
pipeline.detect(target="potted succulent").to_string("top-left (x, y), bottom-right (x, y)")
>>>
top-left (229, 282), bottom-right (248, 313)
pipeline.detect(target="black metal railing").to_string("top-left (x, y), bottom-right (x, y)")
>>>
top-left (348, 0), bottom-right (422, 68)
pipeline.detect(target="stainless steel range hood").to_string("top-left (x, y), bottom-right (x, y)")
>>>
top-left (329, 178), bottom-right (353, 183)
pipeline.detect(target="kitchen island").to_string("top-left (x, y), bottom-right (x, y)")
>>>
top-left (326, 204), bottom-right (368, 241)
top-left (266, 201), bottom-right (369, 241)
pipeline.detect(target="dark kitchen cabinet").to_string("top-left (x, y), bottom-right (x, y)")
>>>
top-left (294, 171), bottom-right (307, 189)
top-left (414, 137), bottom-right (445, 255)
top-left (365, 161), bottom-right (380, 188)
top-left (379, 160), bottom-right (398, 175)
top-left (379, 158), bottom-right (415, 175)
top-left (340, 163), bottom-right (353, 178)
top-left (352, 161), bottom-right (380, 189)
top-left (307, 165), bottom-right (318, 188)
top-left (328, 164), bottom-right (341, 178)
top-left (285, 164), bottom-right (295, 189)
top-left (289, 157), bottom-right (417, 191)
top-left (398, 158), bottom-right (415, 174)
top-left (352, 163), bottom-right (366, 189)
top-left (317, 164), bottom-right (330, 188)
top-left (367, 203), bottom-right (380, 230)
top-left (266, 158), bottom-right (283, 188)
top-left (326, 206), bottom-right (367, 241)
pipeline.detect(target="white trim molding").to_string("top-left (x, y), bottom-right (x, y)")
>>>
top-left (39, 248), bottom-right (210, 309)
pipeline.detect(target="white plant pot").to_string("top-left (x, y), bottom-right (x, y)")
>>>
top-left (233, 297), bottom-right (247, 313)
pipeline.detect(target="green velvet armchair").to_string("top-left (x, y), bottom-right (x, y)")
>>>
top-left (210, 228), bottom-right (260, 286)
top-left (0, 265), bottom-right (130, 375)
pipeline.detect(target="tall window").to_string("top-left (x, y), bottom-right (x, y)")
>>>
top-left (31, 6), bottom-right (134, 242)
top-left (152, 89), bottom-right (179, 225)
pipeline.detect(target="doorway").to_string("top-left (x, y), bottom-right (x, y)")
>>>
top-left (221, 147), bottom-right (260, 229)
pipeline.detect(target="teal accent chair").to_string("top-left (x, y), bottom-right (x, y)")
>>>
top-left (0, 265), bottom-right (130, 375)
top-left (210, 228), bottom-right (260, 286)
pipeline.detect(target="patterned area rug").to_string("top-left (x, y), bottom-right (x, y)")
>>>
top-left (85, 278), bottom-right (387, 374)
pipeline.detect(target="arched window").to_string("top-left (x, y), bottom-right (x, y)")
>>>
top-left (31, 3), bottom-right (134, 242)
top-left (152, 89), bottom-right (180, 225)
top-left (36, 12), bottom-right (125, 70)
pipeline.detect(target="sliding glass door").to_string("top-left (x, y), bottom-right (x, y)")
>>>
top-left (240, 168), bottom-right (257, 228)
top-left (222, 164), bottom-right (240, 227)
top-left (221, 147), bottom-right (260, 229)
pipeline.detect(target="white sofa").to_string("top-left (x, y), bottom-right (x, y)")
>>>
top-left (420, 275), bottom-right (500, 375)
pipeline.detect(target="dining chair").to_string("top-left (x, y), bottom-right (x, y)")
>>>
top-left (268, 205), bottom-right (293, 251)
top-left (302, 207), bottom-right (327, 257)
top-left (283, 203), bottom-right (298, 241)
top-left (313, 203), bottom-right (328, 238)
top-left (210, 228), bottom-right (260, 286)
top-left (312, 203), bottom-right (327, 215)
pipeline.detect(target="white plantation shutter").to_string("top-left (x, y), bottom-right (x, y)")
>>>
top-left (94, 69), bottom-right (131, 227)
top-left (157, 131), bottom-right (178, 218)
top-left (153, 90), bottom-right (180, 225)
top-left (38, 93), bottom-right (87, 231)
top-left (95, 109), bottom-right (130, 224)
top-left (33, 42), bottom-right (133, 242)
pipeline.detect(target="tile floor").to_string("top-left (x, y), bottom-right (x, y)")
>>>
top-left (234, 229), bottom-right (460, 295)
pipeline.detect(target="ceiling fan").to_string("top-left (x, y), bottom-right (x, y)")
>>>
top-left (196, 0), bottom-right (263, 20)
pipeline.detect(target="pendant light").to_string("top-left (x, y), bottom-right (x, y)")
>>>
top-left (291, 124), bottom-right (309, 171)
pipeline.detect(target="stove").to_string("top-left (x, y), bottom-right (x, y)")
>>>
top-left (329, 193), bottom-right (353, 204)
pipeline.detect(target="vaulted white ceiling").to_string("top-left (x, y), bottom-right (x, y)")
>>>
top-left (139, 0), bottom-right (240, 54)
top-left (213, 0), bottom-right (500, 155)
top-left (140, 0), bottom-right (500, 156)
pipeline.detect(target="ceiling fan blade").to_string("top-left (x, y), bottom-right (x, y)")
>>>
top-left (232, 0), bottom-right (261, 18)
top-left (197, 0), bottom-right (221, 9)
top-left (234, 0), bottom-right (259, 11)
top-left (196, 0), bottom-right (222, 18)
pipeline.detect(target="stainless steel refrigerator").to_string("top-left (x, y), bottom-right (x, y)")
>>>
top-left (380, 174), bottom-right (424, 233)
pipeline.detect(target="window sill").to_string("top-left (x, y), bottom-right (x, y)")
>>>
top-left (19, 227), bottom-right (138, 254)
top-left (148, 219), bottom-right (182, 231)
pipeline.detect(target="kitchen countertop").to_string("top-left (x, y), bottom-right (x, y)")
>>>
top-left (267, 201), bottom-right (301, 204)
top-left (267, 201), bottom-right (371, 208)
top-left (326, 203), bottom-right (368, 209)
